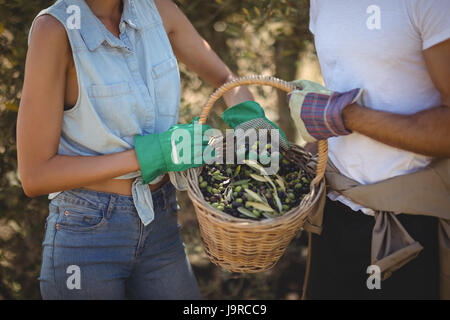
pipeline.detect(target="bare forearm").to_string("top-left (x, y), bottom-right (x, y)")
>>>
top-left (21, 149), bottom-right (140, 197)
top-left (221, 75), bottom-right (254, 107)
top-left (342, 103), bottom-right (450, 158)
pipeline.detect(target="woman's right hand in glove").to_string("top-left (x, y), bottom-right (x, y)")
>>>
top-left (134, 118), bottom-right (212, 184)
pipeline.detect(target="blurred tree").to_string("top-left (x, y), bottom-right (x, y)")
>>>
top-left (0, 0), bottom-right (312, 299)
top-left (176, 0), bottom-right (312, 139)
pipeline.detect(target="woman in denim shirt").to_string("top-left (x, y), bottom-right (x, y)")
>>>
top-left (17, 0), bottom-right (252, 299)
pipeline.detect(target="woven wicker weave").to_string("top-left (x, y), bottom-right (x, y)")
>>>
top-left (186, 75), bottom-right (327, 273)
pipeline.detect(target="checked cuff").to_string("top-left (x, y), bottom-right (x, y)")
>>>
top-left (300, 88), bottom-right (361, 140)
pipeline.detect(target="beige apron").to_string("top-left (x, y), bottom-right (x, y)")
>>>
top-left (303, 158), bottom-right (450, 299)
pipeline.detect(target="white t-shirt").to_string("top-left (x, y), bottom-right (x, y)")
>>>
top-left (309, 0), bottom-right (450, 215)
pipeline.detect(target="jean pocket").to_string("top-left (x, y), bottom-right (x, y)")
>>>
top-left (55, 203), bottom-right (106, 232)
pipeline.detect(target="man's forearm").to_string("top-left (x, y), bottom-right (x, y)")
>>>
top-left (342, 103), bottom-right (450, 158)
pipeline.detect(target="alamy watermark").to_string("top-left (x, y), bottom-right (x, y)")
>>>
top-left (170, 126), bottom-right (281, 175)
top-left (66, 265), bottom-right (81, 290)
top-left (366, 265), bottom-right (381, 290)
top-left (66, 5), bottom-right (81, 30)
top-left (366, 5), bottom-right (381, 30)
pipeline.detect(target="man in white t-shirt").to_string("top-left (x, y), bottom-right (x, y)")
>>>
top-left (288, 0), bottom-right (450, 299)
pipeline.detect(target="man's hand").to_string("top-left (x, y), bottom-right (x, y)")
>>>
top-left (288, 80), bottom-right (363, 145)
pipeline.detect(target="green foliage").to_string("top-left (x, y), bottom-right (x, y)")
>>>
top-left (0, 0), bottom-right (312, 299)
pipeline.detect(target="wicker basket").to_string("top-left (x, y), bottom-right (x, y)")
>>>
top-left (186, 75), bottom-right (328, 273)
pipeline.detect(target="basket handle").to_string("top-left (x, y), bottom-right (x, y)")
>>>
top-left (198, 75), bottom-right (328, 186)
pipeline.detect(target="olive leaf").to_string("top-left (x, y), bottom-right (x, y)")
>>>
top-left (262, 212), bottom-right (277, 219)
top-left (264, 176), bottom-right (277, 190)
top-left (244, 159), bottom-right (269, 176)
top-left (233, 165), bottom-right (241, 177)
top-left (246, 202), bottom-right (275, 213)
top-left (273, 191), bottom-right (283, 213)
top-left (275, 175), bottom-right (286, 192)
top-left (249, 173), bottom-right (267, 183)
top-left (231, 179), bottom-right (250, 186)
top-left (225, 187), bottom-right (233, 202)
top-left (244, 189), bottom-right (265, 203)
top-left (237, 207), bottom-right (259, 219)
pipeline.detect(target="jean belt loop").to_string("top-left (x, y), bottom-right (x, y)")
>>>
top-left (105, 194), bottom-right (117, 220)
top-left (161, 185), bottom-right (168, 211)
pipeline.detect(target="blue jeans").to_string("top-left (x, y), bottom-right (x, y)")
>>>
top-left (39, 182), bottom-right (201, 300)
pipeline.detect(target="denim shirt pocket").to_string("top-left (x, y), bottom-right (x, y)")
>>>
top-left (152, 57), bottom-right (181, 122)
top-left (87, 82), bottom-right (143, 137)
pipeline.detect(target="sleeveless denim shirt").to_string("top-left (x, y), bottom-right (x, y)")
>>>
top-left (28, 0), bottom-right (181, 226)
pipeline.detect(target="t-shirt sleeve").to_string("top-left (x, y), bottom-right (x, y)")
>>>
top-left (411, 0), bottom-right (450, 50)
top-left (309, 0), bottom-right (318, 35)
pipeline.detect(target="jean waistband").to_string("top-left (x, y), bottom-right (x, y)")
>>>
top-left (52, 180), bottom-right (175, 210)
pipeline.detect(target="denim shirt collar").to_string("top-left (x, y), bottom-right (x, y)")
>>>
top-left (75, 0), bottom-right (141, 51)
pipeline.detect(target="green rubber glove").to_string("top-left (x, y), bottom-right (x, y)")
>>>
top-left (134, 118), bottom-right (212, 184)
top-left (222, 101), bottom-right (290, 150)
